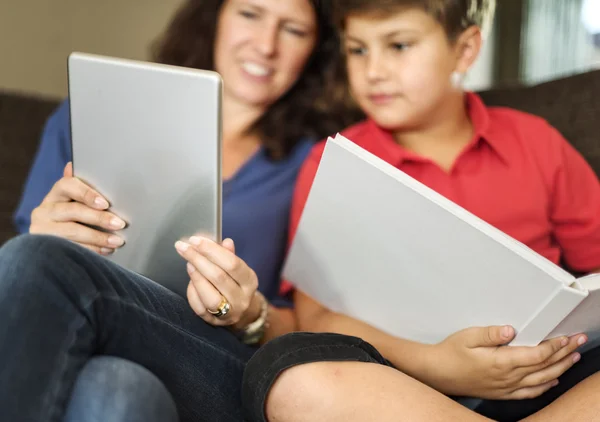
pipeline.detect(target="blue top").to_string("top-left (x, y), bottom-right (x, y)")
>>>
top-left (14, 100), bottom-right (312, 306)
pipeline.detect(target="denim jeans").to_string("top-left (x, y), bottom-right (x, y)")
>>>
top-left (0, 234), bottom-right (256, 422)
top-left (64, 356), bottom-right (178, 422)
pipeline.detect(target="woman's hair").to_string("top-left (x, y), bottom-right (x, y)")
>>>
top-left (152, 0), bottom-right (361, 158)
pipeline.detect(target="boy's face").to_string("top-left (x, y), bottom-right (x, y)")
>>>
top-left (343, 8), bottom-right (471, 131)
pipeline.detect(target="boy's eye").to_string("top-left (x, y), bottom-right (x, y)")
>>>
top-left (346, 46), bottom-right (366, 56)
top-left (391, 42), bottom-right (410, 51)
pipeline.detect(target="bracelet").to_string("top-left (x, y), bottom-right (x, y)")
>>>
top-left (237, 291), bottom-right (269, 345)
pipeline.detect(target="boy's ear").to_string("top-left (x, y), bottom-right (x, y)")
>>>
top-left (454, 26), bottom-right (482, 74)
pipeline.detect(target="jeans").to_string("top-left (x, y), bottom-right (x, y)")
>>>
top-left (64, 356), bottom-right (178, 422)
top-left (0, 234), bottom-right (256, 422)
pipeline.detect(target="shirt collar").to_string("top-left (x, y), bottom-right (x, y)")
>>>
top-left (364, 92), bottom-right (510, 166)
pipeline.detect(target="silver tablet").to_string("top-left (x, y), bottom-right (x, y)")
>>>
top-left (68, 52), bottom-right (222, 297)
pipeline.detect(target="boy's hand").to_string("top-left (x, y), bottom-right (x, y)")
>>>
top-left (428, 325), bottom-right (586, 399)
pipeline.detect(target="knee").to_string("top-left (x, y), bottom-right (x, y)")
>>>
top-left (243, 332), bottom-right (365, 422)
top-left (0, 234), bottom-right (89, 292)
top-left (264, 362), bottom-right (348, 421)
top-left (66, 357), bottom-right (178, 422)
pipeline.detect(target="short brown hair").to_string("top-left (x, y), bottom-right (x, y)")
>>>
top-left (152, 0), bottom-right (360, 158)
top-left (333, 0), bottom-right (496, 40)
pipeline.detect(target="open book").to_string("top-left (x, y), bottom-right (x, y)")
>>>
top-left (282, 134), bottom-right (600, 346)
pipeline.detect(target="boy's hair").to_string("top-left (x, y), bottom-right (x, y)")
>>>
top-left (333, 0), bottom-right (496, 40)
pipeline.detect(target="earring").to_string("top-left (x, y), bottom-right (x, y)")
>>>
top-left (451, 71), bottom-right (465, 89)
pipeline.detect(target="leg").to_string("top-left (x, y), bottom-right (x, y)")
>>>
top-left (64, 356), bottom-right (178, 422)
top-left (0, 235), bottom-right (255, 422)
top-left (242, 333), bottom-right (490, 422)
top-left (475, 344), bottom-right (600, 421)
top-left (243, 333), bottom-right (600, 422)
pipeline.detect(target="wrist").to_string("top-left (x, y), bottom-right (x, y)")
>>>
top-left (233, 291), bottom-right (269, 345)
top-left (388, 340), bottom-right (441, 387)
top-left (233, 291), bottom-right (263, 331)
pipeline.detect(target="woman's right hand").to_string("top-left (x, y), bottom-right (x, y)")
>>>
top-left (29, 162), bottom-right (126, 255)
top-left (426, 325), bottom-right (586, 400)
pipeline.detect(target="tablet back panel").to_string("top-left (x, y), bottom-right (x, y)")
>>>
top-left (69, 52), bottom-right (222, 297)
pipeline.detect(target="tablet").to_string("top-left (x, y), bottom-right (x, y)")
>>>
top-left (68, 52), bottom-right (222, 297)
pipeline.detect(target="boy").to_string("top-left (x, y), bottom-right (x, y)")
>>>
top-left (241, 0), bottom-right (600, 421)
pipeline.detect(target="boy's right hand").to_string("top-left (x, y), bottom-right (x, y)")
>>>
top-left (29, 162), bottom-right (126, 255)
top-left (428, 325), bottom-right (586, 400)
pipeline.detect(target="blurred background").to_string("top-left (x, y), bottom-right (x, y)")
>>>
top-left (0, 0), bottom-right (598, 99)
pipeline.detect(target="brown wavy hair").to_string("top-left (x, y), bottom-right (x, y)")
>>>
top-left (152, 0), bottom-right (361, 158)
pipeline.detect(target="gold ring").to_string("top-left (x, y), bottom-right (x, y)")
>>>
top-left (207, 297), bottom-right (231, 318)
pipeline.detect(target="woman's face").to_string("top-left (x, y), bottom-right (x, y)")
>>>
top-left (214, 0), bottom-right (318, 109)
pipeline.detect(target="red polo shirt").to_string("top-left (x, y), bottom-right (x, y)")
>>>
top-left (281, 93), bottom-right (600, 294)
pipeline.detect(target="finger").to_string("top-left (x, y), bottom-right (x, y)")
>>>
top-left (504, 379), bottom-right (559, 400)
top-left (518, 352), bottom-right (581, 388)
top-left (188, 236), bottom-right (256, 292)
top-left (499, 335), bottom-right (568, 369)
top-left (464, 325), bottom-right (515, 348)
top-left (77, 243), bottom-right (116, 256)
top-left (44, 176), bottom-right (109, 210)
top-left (525, 334), bottom-right (586, 372)
top-left (186, 261), bottom-right (229, 312)
top-left (64, 162), bottom-right (73, 178)
top-left (48, 202), bottom-right (126, 231)
top-left (186, 273), bottom-right (231, 327)
top-left (222, 238), bottom-right (235, 254)
top-left (48, 222), bottom-right (125, 249)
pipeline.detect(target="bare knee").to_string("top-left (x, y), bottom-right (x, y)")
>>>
top-left (265, 362), bottom-right (349, 422)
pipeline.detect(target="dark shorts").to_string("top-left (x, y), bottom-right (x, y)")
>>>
top-left (242, 332), bottom-right (600, 422)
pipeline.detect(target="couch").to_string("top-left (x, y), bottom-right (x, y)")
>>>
top-left (1, 69), bottom-right (599, 246)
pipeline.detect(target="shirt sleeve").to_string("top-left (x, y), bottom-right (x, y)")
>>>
top-left (279, 145), bottom-right (325, 295)
top-left (13, 100), bottom-right (72, 233)
top-left (549, 127), bottom-right (600, 272)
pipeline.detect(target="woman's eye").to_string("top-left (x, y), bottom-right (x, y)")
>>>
top-left (285, 27), bottom-right (308, 38)
top-left (239, 10), bottom-right (258, 19)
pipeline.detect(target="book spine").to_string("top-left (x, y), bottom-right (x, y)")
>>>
top-left (511, 284), bottom-right (586, 346)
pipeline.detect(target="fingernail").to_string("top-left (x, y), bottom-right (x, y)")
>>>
top-left (187, 263), bottom-right (195, 273)
top-left (502, 326), bottom-right (512, 339)
top-left (189, 236), bottom-right (201, 246)
top-left (175, 241), bottom-right (189, 252)
top-left (100, 247), bottom-right (114, 255)
top-left (552, 380), bottom-right (559, 387)
top-left (561, 337), bottom-right (569, 347)
top-left (573, 353), bottom-right (581, 363)
top-left (94, 197), bottom-right (109, 209)
top-left (110, 217), bottom-right (126, 230)
top-left (578, 336), bottom-right (587, 346)
top-left (108, 235), bottom-right (124, 247)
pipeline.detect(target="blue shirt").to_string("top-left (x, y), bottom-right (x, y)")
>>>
top-left (13, 100), bottom-right (312, 305)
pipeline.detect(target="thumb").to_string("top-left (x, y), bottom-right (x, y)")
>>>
top-left (64, 162), bottom-right (73, 178)
top-left (222, 238), bottom-right (235, 253)
top-left (466, 325), bottom-right (514, 348)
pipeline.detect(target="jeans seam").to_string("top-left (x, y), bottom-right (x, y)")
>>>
top-left (45, 292), bottom-right (102, 422)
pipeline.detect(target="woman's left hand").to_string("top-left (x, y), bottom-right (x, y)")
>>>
top-left (175, 236), bottom-right (261, 328)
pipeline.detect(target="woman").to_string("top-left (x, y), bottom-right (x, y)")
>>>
top-left (2, 0), bottom-right (354, 421)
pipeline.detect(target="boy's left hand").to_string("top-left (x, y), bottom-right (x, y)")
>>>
top-left (174, 236), bottom-right (261, 329)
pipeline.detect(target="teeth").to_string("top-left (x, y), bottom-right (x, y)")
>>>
top-left (242, 62), bottom-right (270, 77)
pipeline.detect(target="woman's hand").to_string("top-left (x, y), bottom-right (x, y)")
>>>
top-left (426, 325), bottom-right (586, 399)
top-left (29, 162), bottom-right (126, 255)
top-left (175, 235), bottom-right (262, 328)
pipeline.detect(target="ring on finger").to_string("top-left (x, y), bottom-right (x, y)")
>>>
top-left (207, 296), bottom-right (231, 318)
